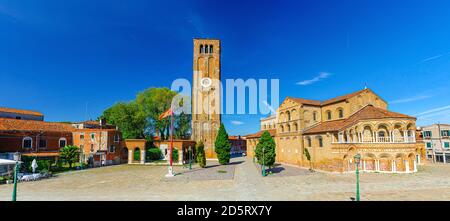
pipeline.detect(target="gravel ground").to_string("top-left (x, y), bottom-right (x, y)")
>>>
top-left (1, 157), bottom-right (450, 201)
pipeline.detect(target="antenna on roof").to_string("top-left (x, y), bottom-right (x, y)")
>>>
top-left (85, 102), bottom-right (89, 120)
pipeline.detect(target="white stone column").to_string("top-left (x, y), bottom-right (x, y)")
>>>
top-left (128, 149), bottom-right (133, 164)
top-left (363, 160), bottom-right (366, 171)
top-left (444, 153), bottom-right (447, 164)
top-left (405, 160), bottom-right (410, 172)
top-left (140, 149), bottom-right (146, 164)
top-left (392, 131), bottom-right (395, 143)
top-left (179, 149), bottom-right (184, 164)
top-left (375, 160), bottom-right (379, 171)
top-left (403, 131), bottom-right (407, 142)
top-left (373, 132), bottom-right (376, 143)
top-left (413, 159), bottom-right (417, 172)
top-left (392, 160), bottom-right (397, 173)
top-left (412, 130), bottom-right (416, 142)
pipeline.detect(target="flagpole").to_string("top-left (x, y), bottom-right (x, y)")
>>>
top-left (165, 108), bottom-right (175, 177)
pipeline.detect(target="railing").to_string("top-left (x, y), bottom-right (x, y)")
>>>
top-left (333, 136), bottom-right (416, 144)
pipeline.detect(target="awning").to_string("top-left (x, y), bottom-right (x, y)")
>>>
top-left (0, 159), bottom-right (19, 166)
top-left (21, 152), bottom-right (60, 157)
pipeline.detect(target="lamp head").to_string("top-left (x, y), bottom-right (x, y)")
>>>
top-left (354, 153), bottom-right (361, 165)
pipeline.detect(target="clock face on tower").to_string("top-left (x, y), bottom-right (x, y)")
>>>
top-left (200, 77), bottom-right (212, 89)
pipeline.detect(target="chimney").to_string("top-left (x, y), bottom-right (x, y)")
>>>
top-left (99, 118), bottom-right (106, 127)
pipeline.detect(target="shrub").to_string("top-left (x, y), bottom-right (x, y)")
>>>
top-left (172, 148), bottom-right (179, 163)
top-left (215, 123), bottom-right (231, 165)
top-left (196, 141), bottom-right (206, 168)
top-left (147, 148), bottom-right (163, 161)
top-left (60, 145), bottom-right (80, 168)
top-left (37, 160), bottom-right (51, 173)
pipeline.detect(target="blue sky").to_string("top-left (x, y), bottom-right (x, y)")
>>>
top-left (1, 0), bottom-right (450, 136)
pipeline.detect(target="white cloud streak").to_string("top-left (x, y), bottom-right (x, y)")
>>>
top-left (390, 95), bottom-right (431, 104)
top-left (414, 104), bottom-right (450, 117)
top-left (296, 72), bottom-right (331, 86)
top-left (421, 54), bottom-right (443, 63)
top-left (231, 121), bottom-right (244, 125)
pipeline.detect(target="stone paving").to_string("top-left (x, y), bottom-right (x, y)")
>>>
top-left (1, 157), bottom-right (450, 201)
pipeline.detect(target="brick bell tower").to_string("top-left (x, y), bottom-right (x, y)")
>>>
top-left (191, 39), bottom-right (221, 159)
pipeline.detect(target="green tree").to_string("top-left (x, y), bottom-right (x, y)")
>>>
top-left (196, 141), bottom-right (206, 168)
top-left (101, 101), bottom-right (146, 139)
top-left (136, 87), bottom-right (177, 140)
top-left (255, 131), bottom-right (276, 168)
top-left (59, 145), bottom-right (80, 169)
top-left (215, 123), bottom-right (231, 165)
top-left (303, 148), bottom-right (313, 171)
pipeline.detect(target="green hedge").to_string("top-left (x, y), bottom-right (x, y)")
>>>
top-left (147, 148), bottom-right (163, 161)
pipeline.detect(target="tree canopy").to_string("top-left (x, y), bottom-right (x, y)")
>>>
top-left (101, 87), bottom-right (191, 141)
top-left (215, 123), bottom-right (231, 165)
top-left (255, 131), bottom-right (276, 168)
top-left (102, 101), bottom-right (146, 139)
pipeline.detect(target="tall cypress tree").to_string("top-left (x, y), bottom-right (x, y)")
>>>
top-left (255, 131), bottom-right (276, 168)
top-left (215, 123), bottom-right (231, 165)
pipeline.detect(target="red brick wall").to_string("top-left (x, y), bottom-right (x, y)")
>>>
top-left (0, 131), bottom-right (73, 153)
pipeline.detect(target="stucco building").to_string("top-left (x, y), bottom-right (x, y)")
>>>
top-left (421, 124), bottom-right (450, 163)
top-left (246, 88), bottom-right (425, 173)
top-left (72, 120), bottom-right (123, 167)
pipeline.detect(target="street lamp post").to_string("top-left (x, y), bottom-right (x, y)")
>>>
top-left (12, 162), bottom-right (20, 201)
top-left (354, 153), bottom-right (361, 201)
top-left (189, 146), bottom-right (192, 170)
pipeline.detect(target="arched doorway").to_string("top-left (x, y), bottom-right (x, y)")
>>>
top-left (133, 148), bottom-right (141, 162)
top-left (121, 148), bottom-right (129, 163)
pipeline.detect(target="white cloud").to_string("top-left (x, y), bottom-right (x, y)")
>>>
top-left (231, 120), bottom-right (244, 125)
top-left (296, 72), bottom-right (331, 86)
top-left (414, 104), bottom-right (450, 117)
top-left (390, 95), bottom-right (431, 104)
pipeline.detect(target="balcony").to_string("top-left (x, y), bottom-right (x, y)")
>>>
top-left (332, 136), bottom-right (416, 144)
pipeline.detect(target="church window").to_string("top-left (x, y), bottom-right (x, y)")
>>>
top-left (317, 136), bottom-right (323, 147)
top-left (338, 109), bottom-right (344, 119)
top-left (200, 44), bottom-right (204, 54)
top-left (313, 112), bottom-right (317, 121)
top-left (209, 45), bottom-right (213, 53)
top-left (204, 45), bottom-right (209, 54)
top-left (326, 111), bottom-right (332, 120)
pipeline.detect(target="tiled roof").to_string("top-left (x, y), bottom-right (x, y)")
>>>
top-left (0, 118), bottom-right (74, 132)
top-left (0, 107), bottom-right (43, 116)
top-left (287, 97), bottom-right (321, 106)
top-left (303, 105), bottom-right (416, 134)
top-left (287, 88), bottom-right (378, 106)
top-left (244, 129), bottom-right (276, 139)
